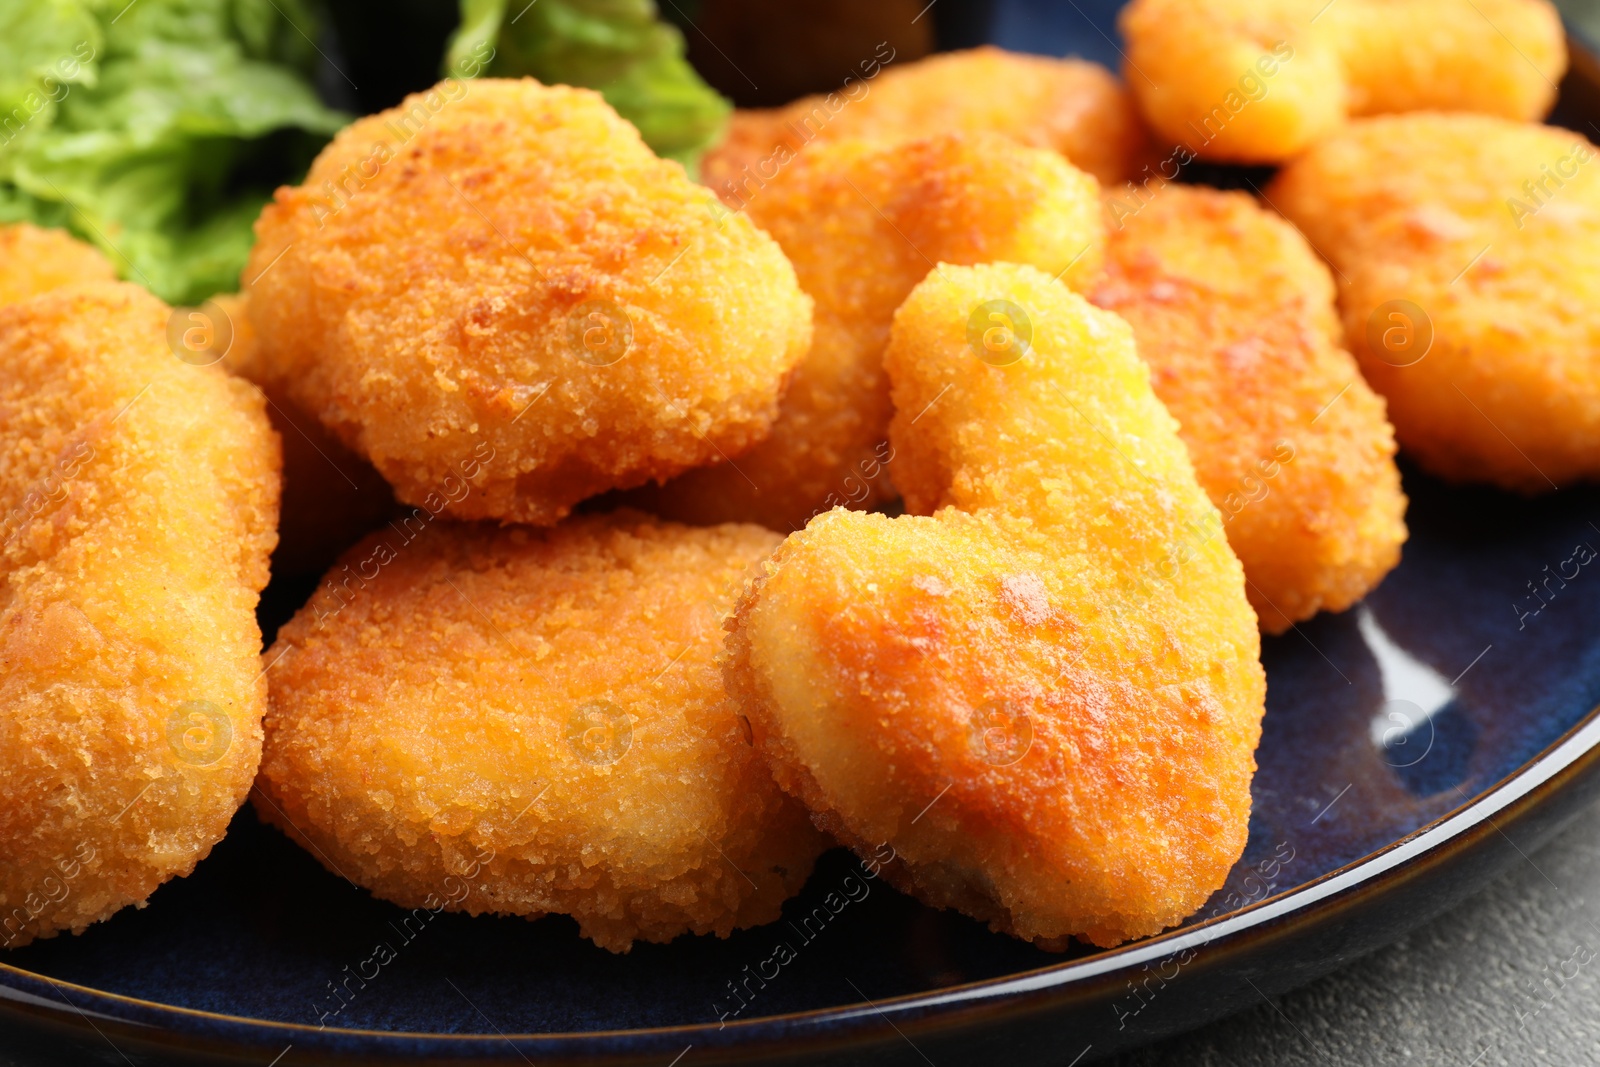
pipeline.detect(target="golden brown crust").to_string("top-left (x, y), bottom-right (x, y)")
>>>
top-left (701, 47), bottom-right (1150, 194)
top-left (257, 512), bottom-right (826, 952)
top-left (213, 293), bottom-right (395, 577)
top-left (1092, 185), bottom-right (1407, 631)
top-left (1269, 114), bottom-right (1600, 491)
top-left (0, 283), bottom-right (280, 948)
top-left (246, 78), bottom-right (812, 526)
top-left (1119, 0), bottom-right (1566, 163)
top-left (0, 224), bottom-right (116, 307)
top-left (629, 132), bottom-right (1105, 531)
top-left (726, 264), bottom-right (1265, 948)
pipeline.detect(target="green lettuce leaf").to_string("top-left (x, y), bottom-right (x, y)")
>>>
top-left (0, 0), bottom-right (347, 305)
top-left (0, 3), bottom-right (100, 147)
top-left (443, 0), bottom-right (729, 173)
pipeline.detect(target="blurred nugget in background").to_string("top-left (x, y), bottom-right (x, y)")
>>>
top-left (1120, 0), bottom-right (1566, 163)
top-left (703, 46), bottom-right (1151, 196)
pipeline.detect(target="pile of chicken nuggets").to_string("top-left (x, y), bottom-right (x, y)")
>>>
top-left (3, 0), bottom-right (1596, 967)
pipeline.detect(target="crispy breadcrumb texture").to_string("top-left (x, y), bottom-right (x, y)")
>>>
top-left (0, 283), bottom-right (280, 948)
top-left (212, 292), bottom-right (267, 383)
top-left (1092, 185), bottom-right (1406, 632)
top-left (246, 78), bottom-right (812, 526)
top-left (214, 293), bottom-right (394, 577)
top-left (0, 224), bottom-right (116, 307)
top-left (702, 47), bottom-right (1149, 194)
top-left (1119, 0), bottom-right (1565, 163)
top-left (257, 512), bottom-right (826, 953)
top-left (629, 132), bottom-right (1104, 531)
top-left (726, 263), bottom-right (1265, 948)
top-left (1269, 114), bottom-right (1600, 491)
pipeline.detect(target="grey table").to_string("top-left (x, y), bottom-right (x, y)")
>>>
top-left (1111, 799), bottom-right (1600, 1066)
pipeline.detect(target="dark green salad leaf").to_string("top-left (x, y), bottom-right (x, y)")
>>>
top-left (0, 0), bottom-right (347, 305)
top-left (443, 0), bottom-right (729, 173)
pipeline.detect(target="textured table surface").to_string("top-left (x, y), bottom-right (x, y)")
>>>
top-left (1566, 0), bottom-right (1600, 44)
top-left (1109, 797), bottom-right (1600, 1066)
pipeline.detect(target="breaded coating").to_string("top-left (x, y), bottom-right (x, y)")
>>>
top-left (630, 133), bottom-right (1104, 530)
top-left (212, 293), bottom-right (394, 577)
top-left (0, 224), bottom-right (116, 307)
top-left (0, 283), bottom-right (280, 949)
top-left (725, 264), bottom-right (1265, 948)
top-left (210, 293), bottom-right (269, 386)
top-left (1119, 0), bottom-right (1566, 163)
top-left (1092, 185), bottom-right (1406, 632)
top-left (257, 513), bottom-right (826, 953)
top-left (701, 47), bottom-right (1149, 197)
top-left (1269, 115), bottom-right (1600, 491)
top-left (246, 78), bottom-right (812, 526)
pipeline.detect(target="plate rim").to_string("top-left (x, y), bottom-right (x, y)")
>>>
top-left (5, 694), bottom-right (1599, 1057)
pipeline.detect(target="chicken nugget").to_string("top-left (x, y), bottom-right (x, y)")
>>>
top-left (202, 293), bottom-right (395, 578)
top-left (1092, 185), bottom-right (1407, 632)
top-left (702, 46), bottom-right (1149, 198)
top-left (0, 283), bottom-right (280, 948)
top-left (630, 132), bottom-right (1104, 530)
top-left (0, 223), bottom-right (116, 307)
top-left (1269, 114), bottom-right (1600, 491)
top-left (256, 512), bottom-right (826, 953)
top-left (1119, 0), bottom-right (1565, 163)
top-left (246, 78), bottom-right (812, 526)
top-left (725, 263), bottom-right (1266, 948)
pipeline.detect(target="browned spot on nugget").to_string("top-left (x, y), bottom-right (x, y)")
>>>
top-left (702, 47), bottom-right (1149, 197)
top-left (210, 293), bottom-right (395, 577)
top-left (1119, 0), bottom-right (1564, 163)
top-left (1093, 184), bottom-right (1406, 631)
top-left (726, 264), bottom-right (1264, 949)
top-left (630, 132), bottom-right (1104, 531)
top-left (0, 224), bottom-right (116, 307)
top-left (0, 283), bottom-right (280, 948)
top-left (258, 512), bottom-right (826, 953)
top-left (247, 78), bottom-right (812, 526)
top-left (1270, 114), bottom-right (1600, 491)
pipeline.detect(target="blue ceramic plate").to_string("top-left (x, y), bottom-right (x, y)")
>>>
top-left (6, 5), bottom-right (1600, 1065)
